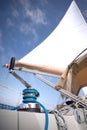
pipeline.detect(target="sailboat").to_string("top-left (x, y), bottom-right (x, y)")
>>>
top-left (0, 1), bottom-right (87, 130)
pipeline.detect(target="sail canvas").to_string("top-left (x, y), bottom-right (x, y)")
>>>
top-left (14, 1), bottom-right (87, 76)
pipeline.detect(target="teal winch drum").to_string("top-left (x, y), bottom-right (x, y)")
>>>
top-left (22, 88), bottom-right (49, 130)
top-left (23, 88), bottom-right (39, 102)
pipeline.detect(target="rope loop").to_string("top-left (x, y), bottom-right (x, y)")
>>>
top-left (22, 88), bottom-right (49, 130)
top-left (23, 88), bottom-right (39, 103)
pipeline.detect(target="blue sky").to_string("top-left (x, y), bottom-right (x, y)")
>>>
top-left (0, 0), bottom-right (87, 109)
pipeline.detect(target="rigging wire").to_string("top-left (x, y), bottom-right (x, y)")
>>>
top-left (34, 73), bottom-right (87, 109)
top-left (0, 83), bottom-right (55, 110)
top-left (0, 83), bottom-right (22, 106)
top-left (69, 48), bottom-right (87, 67)
top-left (0, 83), bottom-right (20, 94)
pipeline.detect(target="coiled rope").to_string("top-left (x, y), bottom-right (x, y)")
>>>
top-left (13, 88), bottom-right (49, 130)
top-left (22, 88), bottom-right (49, 130)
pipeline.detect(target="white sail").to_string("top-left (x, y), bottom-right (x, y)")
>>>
top-left (1, 2), bottom-right (87, 130)
top-left (15, 1), bottom-right (87, 76)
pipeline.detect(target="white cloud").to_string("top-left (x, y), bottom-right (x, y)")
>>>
top-left (7, 18), bottom-right (14, 27)
top-left (5, 0), bottom-right (48, 45)
top-left (31, 28), bottom-right (38, 40)
top-left (19, 0), bottom-right (31, 9)
top-left (25, 8), bottom-right (47, 25)
top-left (19, 22), bottom-right (38, 40)
top-left (12, 8), bottom-right (19, 18)
top-left (10, 1), bottom-right (19, 18)
top-left (0, 31), bottom-right (4, 52)
top-left (0, 46), bottom-right (4, 52)
top-left (0, 31), bottom-right (2, 39)
top-left (19, 0), bottom-right (47, 25)
top-left (19, 22), bottom-right (30, 34)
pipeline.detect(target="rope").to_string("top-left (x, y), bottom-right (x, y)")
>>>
top-left (23, 88), bottom-right (49, 130)
top-left (53, 109), bottom-right (67, 130)
top-left (13, 88), bottom-right (49, 130)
